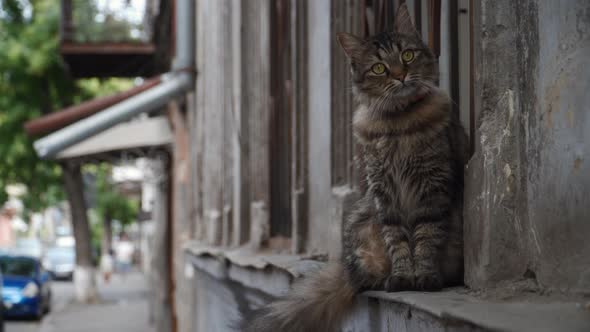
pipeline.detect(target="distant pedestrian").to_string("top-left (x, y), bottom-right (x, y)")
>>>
top-left (114, 232), bottom-right (135, 278)
top-left (100, 249), bottom-right (115, 283)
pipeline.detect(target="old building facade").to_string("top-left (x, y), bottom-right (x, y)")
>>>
top-left (160, 0), bottom-right (590, 331)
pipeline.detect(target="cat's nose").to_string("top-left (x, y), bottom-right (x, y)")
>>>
top-left (394, 71), bottom-right (407, 82)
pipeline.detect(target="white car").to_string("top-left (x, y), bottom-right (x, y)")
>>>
top-left (43, 246), bottom-right (75, 281)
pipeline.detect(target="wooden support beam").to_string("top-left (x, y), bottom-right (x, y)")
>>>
top-left (429, 0), bottom-right (442, 57)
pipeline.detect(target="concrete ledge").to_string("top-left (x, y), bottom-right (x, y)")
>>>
top-left (185, 242), bottom-right (590, 332)
top-left (184, 242), bottom-right (324, 297)
top-left (363, 290), bottom-right (590, 332)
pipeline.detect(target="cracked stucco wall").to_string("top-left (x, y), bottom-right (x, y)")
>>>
top-left (465, 0), bottom-right (590, 293)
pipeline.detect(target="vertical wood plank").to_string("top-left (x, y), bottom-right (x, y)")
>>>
top-left (193, 0), bottom-right (206, 242)
top-left (331, 0), bottom-right (363, 188)
top-left (413, 0), bottom-right (422, 35)
top-left (230, 0), bottom-right (250, 246)
top-left (307, 0), bottom-right (335, 255)
top-left (150, 157), bottom-right (173, 332)
top-left (195, 0), bottom-right (233, 246)
top-left (421, 0), bottom-right (430, 43)
top-left (438, 0), bottom-right (451, 92)
top-left (187, 91), bottom-right (198, 240)
top-left (469, 0), bottom-right (476, 155)
top-left (290, 0), bottom-right (309, 253)
top-left (449, 0), bottom-right (460, 104)
top-left (242, 0), bottom-right (272, 248)
top-left (168, 100), bottom-right (194, 332)
top-left (269, 0), bottom-right (293, 239)
top-left (428, 0), bottom-right (442, 57)
top-left (221, 0), bottom-right (234, 247)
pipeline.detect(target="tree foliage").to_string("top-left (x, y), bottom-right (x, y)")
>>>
top-left (84, 163), bottom-right (139, 255)
top-left (0, 0), bottom-right (133, 212)
top-left (89, 163), bottom-right (139, 227)
top-left (0, 0), bottom-right (71, 210)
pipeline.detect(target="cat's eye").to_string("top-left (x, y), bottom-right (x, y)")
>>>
top-left (401, 50), bottom-right (415, 63)
top-left (371, 63), bottom-right (386, 75)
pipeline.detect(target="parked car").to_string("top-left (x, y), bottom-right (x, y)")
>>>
top-left (0, 255), bottom-right (51, 319)
top-left (43, 246), bottom-right (75, 281)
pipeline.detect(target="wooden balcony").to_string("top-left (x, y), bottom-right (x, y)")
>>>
top-left (60, 41), bottom-right (158, 78)
top-left (60, 0), bottom-right (171, 78)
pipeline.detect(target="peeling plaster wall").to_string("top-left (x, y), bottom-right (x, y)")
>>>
top-left (465, 0), bottom-right (590, 292)
top-left (527, 0), bottom-right (590, 293)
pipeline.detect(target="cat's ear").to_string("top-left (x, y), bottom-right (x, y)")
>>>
top-left (336, 32), bottom-right (364, 59)
top-left (394, 3), bottom-right (419, 37)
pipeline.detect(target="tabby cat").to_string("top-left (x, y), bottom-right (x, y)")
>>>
top-left (242, 4), bottom-right (467, 332)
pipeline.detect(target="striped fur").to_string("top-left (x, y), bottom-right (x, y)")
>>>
top-left (339, 3), bottom-right (467, 292)
top-left (240, 4), bottom-right (466, 331)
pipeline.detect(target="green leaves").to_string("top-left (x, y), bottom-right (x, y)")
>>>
top-left (0, 0), bottom-right (132, 213)
top-left (0, 0), bottom-right (64, 211)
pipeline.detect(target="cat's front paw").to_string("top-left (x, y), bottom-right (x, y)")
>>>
top-left (415, 272), bottom-right (443, 291)
top-left (384, 275), bottom-right (414, 292)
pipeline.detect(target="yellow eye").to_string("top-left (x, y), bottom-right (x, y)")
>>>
top-left (401, 50), bottom-right (415, 63)
top-left (371, 63), bottom-right (386, 75)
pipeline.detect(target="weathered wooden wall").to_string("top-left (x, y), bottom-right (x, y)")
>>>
top-left (181, 1), bottom-right (474, 331)
top-left (187, 0), bottom-right (457, 258)
top-left (194, 0), bottom-right (236, 246)
top-left (192, 0), bottom-right (277, 250)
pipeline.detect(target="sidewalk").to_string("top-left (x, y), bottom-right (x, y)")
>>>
top-left (41, 272), bottom-right (154, 332)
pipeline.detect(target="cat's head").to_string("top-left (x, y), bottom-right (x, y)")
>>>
top-left (337, 4), bottom-right (438, 112)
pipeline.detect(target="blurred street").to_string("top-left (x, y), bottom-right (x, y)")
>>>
top-left (6, 272), bottom-right (153, 332)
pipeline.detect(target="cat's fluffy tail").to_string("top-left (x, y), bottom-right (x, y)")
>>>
top-left (240, 263), bottom-right (357, 332)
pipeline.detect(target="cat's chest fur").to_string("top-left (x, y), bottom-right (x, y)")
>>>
top-left (365, 138), bottom-right (417, 197)
top-left (362, 133), bottom-right (447, 217)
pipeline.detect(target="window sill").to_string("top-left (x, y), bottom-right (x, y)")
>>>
top-left (185, 241), bottom-right (590, 332)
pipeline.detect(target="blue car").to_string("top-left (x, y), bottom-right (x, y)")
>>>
top-left (0, 255), bottom-right (51, 319)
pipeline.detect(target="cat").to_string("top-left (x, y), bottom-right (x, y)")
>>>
top-left (241, 4), bottom-right (467, 332)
